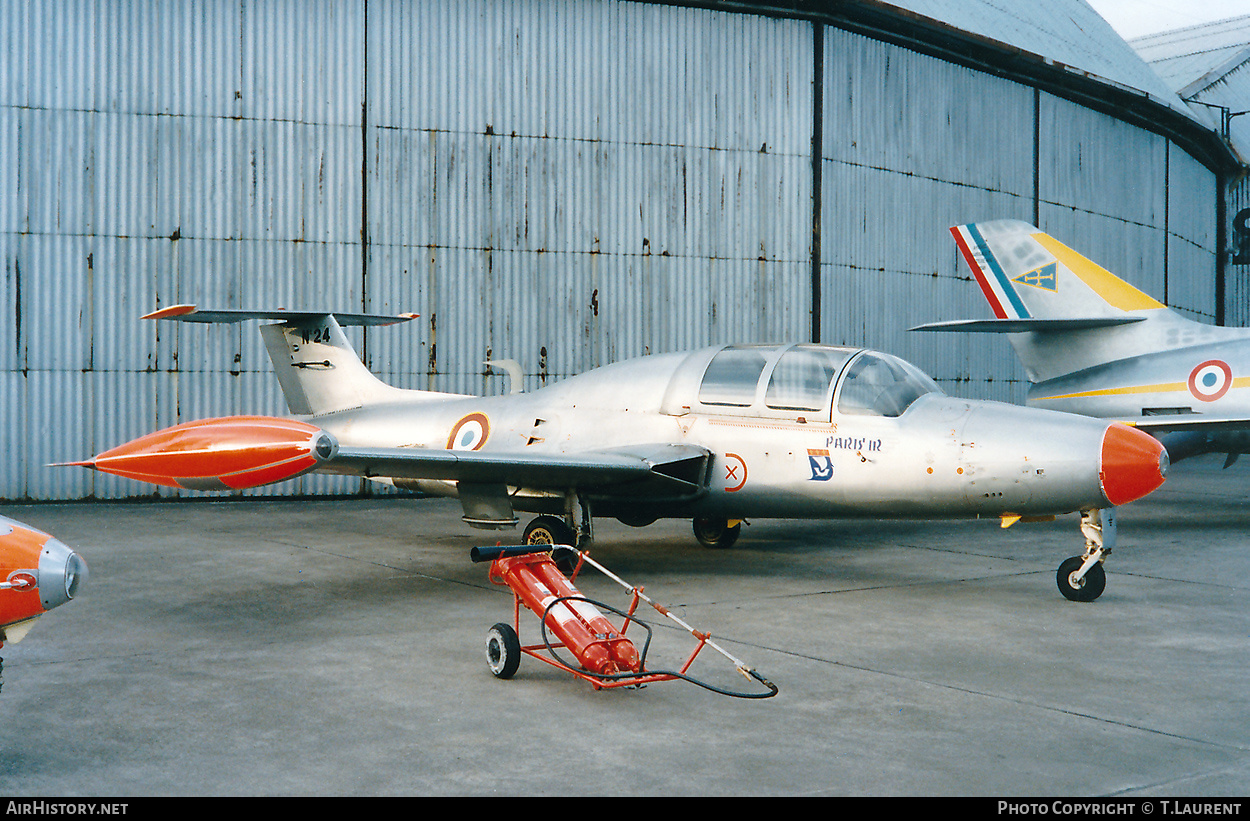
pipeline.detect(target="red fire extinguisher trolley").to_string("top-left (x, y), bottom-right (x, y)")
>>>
top-left (471, 544), bottom-right (777, 698)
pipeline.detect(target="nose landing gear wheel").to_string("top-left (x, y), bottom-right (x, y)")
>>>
top-left (1057, 556), bottom-right (1106, 602)
top-left (486, 622), bottom-right (521, 679)
top-left (693, 517), bottom-right (742, 549)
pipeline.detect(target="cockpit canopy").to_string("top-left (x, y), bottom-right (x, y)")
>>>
top-left (834, 349), bottom-right (943, 417)
top-left (674, 343), bottom-right (940, 420)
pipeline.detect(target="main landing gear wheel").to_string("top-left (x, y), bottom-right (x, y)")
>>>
top-left (486, 622), bottom-right (521, 679)
top-left (693, 517), bottom-right (742, 549)
top-left (524, 515), bottom-right (576, 547)
top-left (1056, 556), bottom-right (1106, 603)
top-left (524, 514), bottom-right (579, 573)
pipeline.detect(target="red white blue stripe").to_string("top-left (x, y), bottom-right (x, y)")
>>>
top-left (950, 224), bottom-right (1031, 320)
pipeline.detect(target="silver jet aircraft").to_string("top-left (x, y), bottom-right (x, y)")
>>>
top-left (68, 306), bottom-right (1169, 601)
top-left (913, 219), bottom-right (1250, 465)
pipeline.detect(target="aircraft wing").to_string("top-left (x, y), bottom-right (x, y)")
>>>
top-left (68, 415), bottom-right (713, 502)
top-left (910, 317), bottom-right (1143, 333)
top-left (324, 443), bottom-right (711, 495)
top-left (1124, 415), bottom-right (1250, 434)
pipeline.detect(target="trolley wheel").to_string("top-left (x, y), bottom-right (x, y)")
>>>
top-left (486, 622), bottom-right (521, 679)
top-left (524, 515), bottom-right (576, 547)
top-left (693, 517), bottom-right (741, 549)
top-left (1056, 556), bottom-right (1106, 602)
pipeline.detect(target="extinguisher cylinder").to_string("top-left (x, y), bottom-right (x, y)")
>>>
top-left (493, 554), bottom-right (641, 675)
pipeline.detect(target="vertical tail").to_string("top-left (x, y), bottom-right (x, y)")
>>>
top-left (940, 221), bottom-right (1178, 382)
top-left (950, 220), bottom-right (1166, 321)
top-left (258, 316), bottom-right (412, 416)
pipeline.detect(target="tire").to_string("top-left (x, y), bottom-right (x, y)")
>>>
top-left (523, 515), bottom-right (576, 547)
top-left (1056, 556), bottom-right (1106, 602)
top-left (524, 515), bottom-right (580, 573)
top-left (486, 622), bottom-right (521, 679)
top-left (693, 517), bottom-right (742, 549)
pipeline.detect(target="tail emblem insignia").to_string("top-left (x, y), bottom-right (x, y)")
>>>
top-left (1012, 263), bottom-right (1058, 292)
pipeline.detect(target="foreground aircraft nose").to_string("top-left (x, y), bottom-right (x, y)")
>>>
top-left (1100, 423), bottom-right (1168, 506)
top-left (1, 518), bottom-right (87, 648)
top-left (37, 538), bottom-right (88, 612)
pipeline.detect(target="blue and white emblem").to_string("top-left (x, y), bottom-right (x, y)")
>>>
top-left (807, 449), bottom-right (833, 481)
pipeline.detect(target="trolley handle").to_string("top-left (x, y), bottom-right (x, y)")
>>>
top-left (470, 544), bottom-right (576, 563)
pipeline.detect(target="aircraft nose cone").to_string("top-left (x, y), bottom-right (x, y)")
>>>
top-left (37, 538), bottom-right (87, 612)
top-left (1099, 423), bottom-right (1168, 506)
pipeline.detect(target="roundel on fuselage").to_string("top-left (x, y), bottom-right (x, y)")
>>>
top-left (447, 413), bottom-right (491, 450)
top-left (1188, 360), bottom-right (1232, 402)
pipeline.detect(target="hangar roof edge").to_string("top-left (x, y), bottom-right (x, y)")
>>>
top-left (655, 0), bottom-right (1244, 174)
top-left (1130, 15), bottom-right (1250, 97)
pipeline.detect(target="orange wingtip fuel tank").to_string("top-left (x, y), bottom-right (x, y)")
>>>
top-left (66, 416), bottom-right (338, 491)
top-left (1099, 422), bottom-right (1169, 507)
top-left (1, 516), bottom-right (88, 646)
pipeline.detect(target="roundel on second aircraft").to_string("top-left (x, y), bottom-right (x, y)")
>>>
top-left (1188, 360), bottom-right (1232, 402)
top-left (447, 413), bottom-right (491, 450)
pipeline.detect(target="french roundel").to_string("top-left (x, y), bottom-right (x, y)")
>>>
top-left (447, 413), bottom-right (490, 450)
top-left (1188, 360), bottom-right (1232, 403)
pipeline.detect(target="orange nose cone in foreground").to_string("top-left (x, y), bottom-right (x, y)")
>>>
top-left (1100, 423), bottom-right (1168, 506)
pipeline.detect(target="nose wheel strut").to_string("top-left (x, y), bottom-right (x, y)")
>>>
top-left (1057, 508), bottom-right (1114, 602)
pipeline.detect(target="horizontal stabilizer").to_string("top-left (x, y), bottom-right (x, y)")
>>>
top-left (910, 317), bottom-right (1143, 333)
top-left (143, 304), bottom-right (418, 327)
top-left (143, 305), bottom-right (436, 415)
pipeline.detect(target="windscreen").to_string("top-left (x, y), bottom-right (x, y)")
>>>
top-left (836, 352), bottom-right (941, 417)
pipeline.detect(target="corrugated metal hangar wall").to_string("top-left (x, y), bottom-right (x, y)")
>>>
top-left (1182, 57), bottom-right (1250, 329)
top-left (0, 0), bottom-right (1235, 501)
top-left (1130, 15), bottom-right (1250, 330)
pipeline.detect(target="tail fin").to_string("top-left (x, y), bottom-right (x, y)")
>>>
top-left (950, 220), bottom-right (1166, 321)
top-left (145, 306), bottom-right (462, 416)
top-left (258, 316), bottom-right (412, 416)
top-left (915, 221), bottom-right (1179, 382)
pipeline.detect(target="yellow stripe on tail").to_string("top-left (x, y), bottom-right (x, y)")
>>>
top-left (1031, 233), bottom-right (1165, 312)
